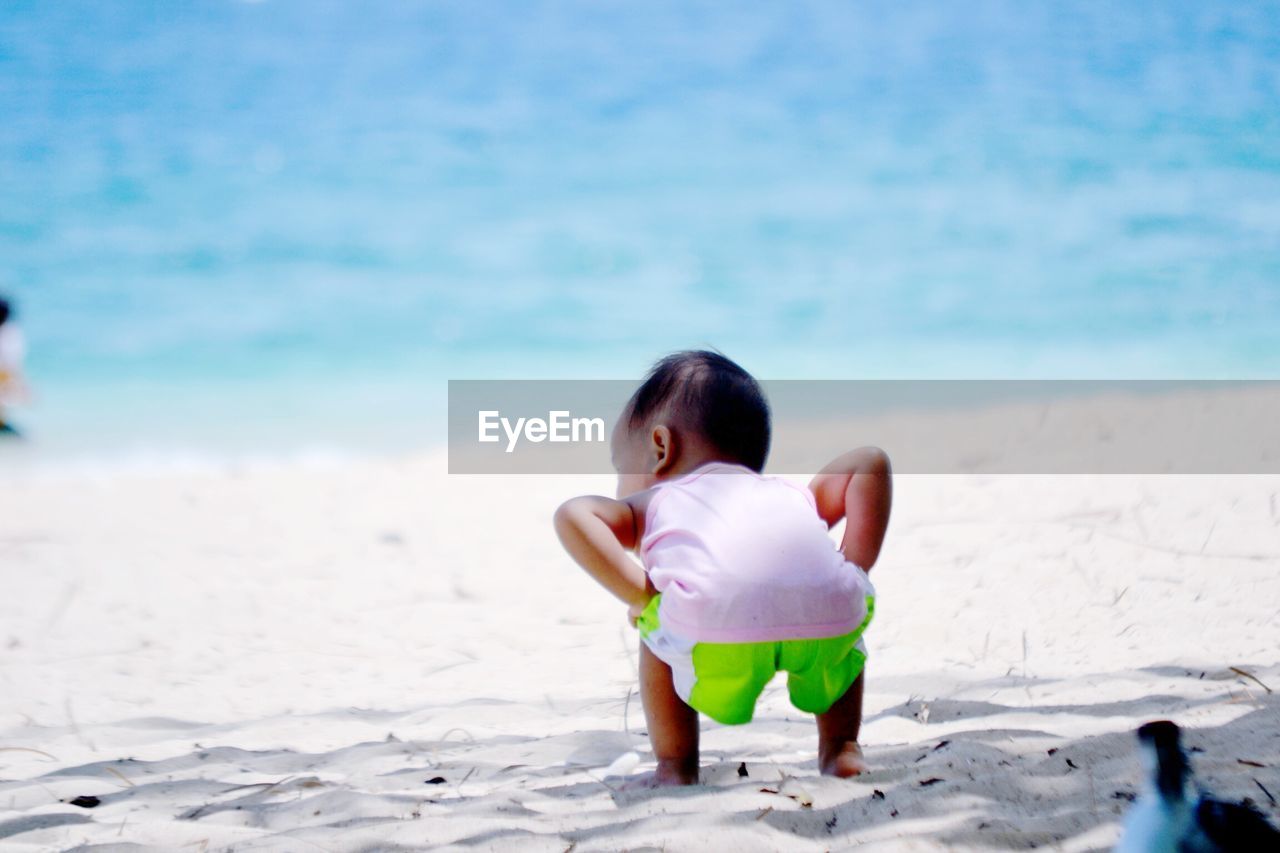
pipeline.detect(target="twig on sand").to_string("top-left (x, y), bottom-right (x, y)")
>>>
top-left (437, 728), bottom-right (476, 744)
top-left (256, 775), bottom-right (298, 796)
top-left (1021, 632), bottom-right (1036, 702)
top-left (453, 766), bottom-right (476, 798)
top-left (104, 766), bottom-right (134, 788)
top-left (428, 727), bottom-right (477, 772)
top-left (1229, 667), bottom-right (1273, 694)
top-left (623, 686), bottom-right (635, 742)
top-left (0, 746), bottom-right (58, 761)
top-left (186, 776), bottom-right (313, 819)
top-left (64, 698), bottom-right (95, 752)
top-left (220, 778), bottom-right (299, 799)
top-left (760, 782), bottom-right (813, 808)
top-left (1256, 779), bottom-right (1277, 807)
top-left (1226, 687), bottom-right (1262, 707)
top-left (217, 779), bottom-right (294, 796)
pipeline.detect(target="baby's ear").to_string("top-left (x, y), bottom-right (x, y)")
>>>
top-left (649, 424), bottom-right (675, 474)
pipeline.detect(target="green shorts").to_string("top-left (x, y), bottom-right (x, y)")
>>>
top-left (637, 594), bottom-right (874, 726)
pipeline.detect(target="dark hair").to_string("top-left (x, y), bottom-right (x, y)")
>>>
top-left (626, 350), bottom-right (771, 472)
top-left (0, 297), bottom-right (9, 326)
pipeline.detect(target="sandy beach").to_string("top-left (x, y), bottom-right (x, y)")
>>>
top-left (2, 431), bottom-right (1278, 851)
top-left (6, 1), bottom-right (1279, 849)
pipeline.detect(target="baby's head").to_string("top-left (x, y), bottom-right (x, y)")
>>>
top-left (612, 350), bottom-right (771, 498)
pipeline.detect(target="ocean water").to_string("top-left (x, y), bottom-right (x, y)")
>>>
top-left (2, 0), bottom-right (1278, 459)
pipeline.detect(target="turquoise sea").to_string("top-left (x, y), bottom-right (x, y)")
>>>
top-left (2, 1), bottom-right (1278, 459)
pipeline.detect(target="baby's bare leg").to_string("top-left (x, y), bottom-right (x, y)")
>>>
top-left (637, 644), bottom-right (700, 785)
top-left (816, 672), bottom-right (867, 777)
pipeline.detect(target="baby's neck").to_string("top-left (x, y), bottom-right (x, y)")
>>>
top-left (663, 451), bottom-right (738, 481)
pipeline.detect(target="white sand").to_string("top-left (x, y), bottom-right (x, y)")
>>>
top-left (2, 447), bottom-right (1278, 850)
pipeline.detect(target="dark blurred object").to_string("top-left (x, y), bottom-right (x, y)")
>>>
top-left (1116, 720), bottom-right (1280, 852)
top-left (0, 294), bottom-right (31, 437)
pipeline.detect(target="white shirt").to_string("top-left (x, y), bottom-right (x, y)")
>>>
top-left (0, 322), bottom-right (25, 369)
top-left (640, 462), bottom-right (874, 643)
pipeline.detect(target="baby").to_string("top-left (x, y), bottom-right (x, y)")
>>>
top-left (554, 351), bottom-right (891, 786)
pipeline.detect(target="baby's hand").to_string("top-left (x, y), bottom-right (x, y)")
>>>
top-left (627, 576), bottom-right (659, 627)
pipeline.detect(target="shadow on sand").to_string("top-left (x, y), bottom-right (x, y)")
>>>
top-left (2, 667), bottom-right (1276, 851)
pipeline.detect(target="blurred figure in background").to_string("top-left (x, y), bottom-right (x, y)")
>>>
top-left (0, 296), bottom-right (31, 437)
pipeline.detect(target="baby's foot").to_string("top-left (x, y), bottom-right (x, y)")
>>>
top-left (617, 760), bottom-right (699, 789)
top-left (654, 760), bottom-right (699, 786)
top-left (820, 742), bottom-right (867, 778)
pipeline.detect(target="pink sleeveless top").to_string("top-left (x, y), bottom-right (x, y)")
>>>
top-left (640, 462), bottom-right (874, 643)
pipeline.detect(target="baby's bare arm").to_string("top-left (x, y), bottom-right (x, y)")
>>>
top-left (554, 495), bottom-right (654, 608)
top-left (809, 447), bottom-right (892, 570)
